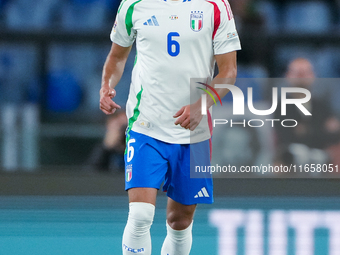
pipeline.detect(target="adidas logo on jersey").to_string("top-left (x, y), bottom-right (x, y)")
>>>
top-left (194, 187), bottom-right (210, 198)
top-left (143, 16), bottom-right (159, 26)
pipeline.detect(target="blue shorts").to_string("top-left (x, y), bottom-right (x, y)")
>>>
top-left (124, 130), bottom-right (213, 205)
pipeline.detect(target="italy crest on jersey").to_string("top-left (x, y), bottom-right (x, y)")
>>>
top-left (190, 11), bottom-right (203, 32)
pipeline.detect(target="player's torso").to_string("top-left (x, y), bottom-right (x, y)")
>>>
top-left (127, 0), bottom-right (217, 143)
top-left (132, 0), bottom-right (215, 84)
top-left (133, 0), bottom-right (213, 47)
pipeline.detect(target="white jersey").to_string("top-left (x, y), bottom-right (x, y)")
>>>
top-left (111, 0), bottom-right (241, 144)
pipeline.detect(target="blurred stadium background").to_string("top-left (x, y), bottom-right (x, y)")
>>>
top-left (1, 0), bottom-right (340, 254)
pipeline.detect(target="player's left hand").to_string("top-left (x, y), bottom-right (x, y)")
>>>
top-left (173, 100), bottom-right (203, 131)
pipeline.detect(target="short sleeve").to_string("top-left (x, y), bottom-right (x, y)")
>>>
top-left (212, 0), bottom-right (241, 55)
top-left (110, 0), bottom-right (137, 47)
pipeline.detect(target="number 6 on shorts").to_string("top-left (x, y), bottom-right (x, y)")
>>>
top-left (127, 139), bottom-right (136, 162)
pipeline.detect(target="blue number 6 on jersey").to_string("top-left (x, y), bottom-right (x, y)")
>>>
top-left (167, 32), bottom-right (180, 57)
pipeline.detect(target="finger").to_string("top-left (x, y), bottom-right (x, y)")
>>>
top-left (180, 118), bottom-right (190, 128)
top-left (104, 105), bottom-right (119, 114)
top-left (104, 96), bottom-right (120, 109)
top-left (100, 106), bottom-right (115, 115)
top-left (101, 97), bottom-right (121, 111)
top-left (100, 95), bottom-right (112, 104)
top-left (175, 114), bottom-right (188, 125)
top-left (111, 101), bottom-right (121, 109)
top-left (183, 122), bottom-right (191, 130)
top-left (173, 107), bottom-right (185, 118)
top-left (100, 99), bottom-right (113, 111)
top-left (190, 123), bottom-right (199, 131)
top-left (102, 104), bottom-right (117, 114)
top-left (100, 102), bottom-right (110, 112)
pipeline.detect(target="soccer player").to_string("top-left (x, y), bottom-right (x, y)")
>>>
top-left (99, 0), bottom-right (241, 254)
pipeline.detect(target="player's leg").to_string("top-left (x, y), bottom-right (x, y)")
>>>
top-left (161, 197), bottom-right (196, 255)
top-left (161, 140), bottom-right (213, 255)
top-left (122, 188), bottom-right (157, 255)
top-left (122, 130), bottom-right (168, 255)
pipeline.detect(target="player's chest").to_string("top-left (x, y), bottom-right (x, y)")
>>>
top-left (133, 5), bottom-right (213, 43)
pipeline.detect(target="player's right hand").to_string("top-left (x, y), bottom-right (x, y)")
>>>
top-left (99, 87), bottom-right (121, 115)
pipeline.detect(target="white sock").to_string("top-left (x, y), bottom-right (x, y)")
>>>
top-left (161, 221), bottom-right (193, 255)
top-left (122, 202), bottom-right (155, 255)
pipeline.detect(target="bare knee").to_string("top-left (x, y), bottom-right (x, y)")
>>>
top-left (167, 199), bottom-right (196, 230)
top-left (167, 213), bottom-right (193, 230)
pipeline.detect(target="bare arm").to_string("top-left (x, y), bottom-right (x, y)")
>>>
top-left (100, 43), bottom-right (132, 115)
top-left (174, 51), bottom-right (237, 130)
top-left (207, 51), bottom-right (237, 108)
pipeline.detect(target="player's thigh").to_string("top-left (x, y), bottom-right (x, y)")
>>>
top-left (125, 130), bottom-right (168, 191)
top-left (166, 197), bottom-right (197, 230)
top-left (165, 139), bottom-right (213, 205)
top-left (128, 188), bottom-right (158, 206)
